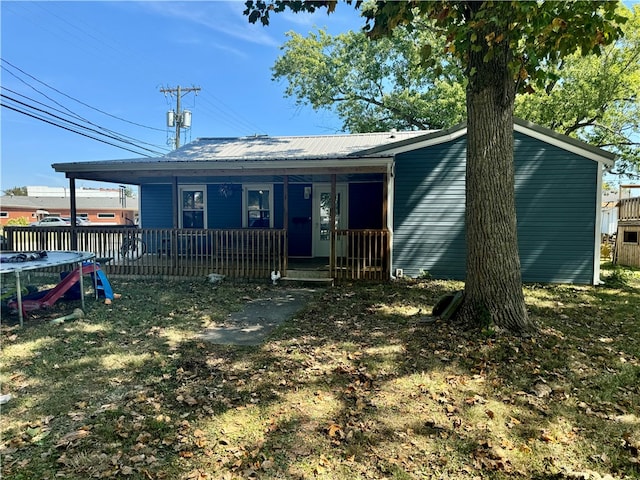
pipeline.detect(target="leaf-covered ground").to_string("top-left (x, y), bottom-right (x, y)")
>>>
top-left (1, 264), bottom-right (639, 479)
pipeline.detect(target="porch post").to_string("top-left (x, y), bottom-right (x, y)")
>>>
top-left (382, 173), bottom-right (388, 229)
top-left (69, 177), bottom-right (78, 250)
top-left (171, 177), bottom-right (179, 269)
top-left (283, 175), bottom-right (289, 274)
top-left (382, 172), bottom-right (390, 278)
top-left (330, 174), bottom-right (337, 274)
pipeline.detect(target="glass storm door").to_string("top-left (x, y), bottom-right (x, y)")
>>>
top-left (313, 184), bottom-right (347, 257)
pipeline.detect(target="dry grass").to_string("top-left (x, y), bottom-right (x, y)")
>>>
top-left (1, 264), bottom-right (639, 479)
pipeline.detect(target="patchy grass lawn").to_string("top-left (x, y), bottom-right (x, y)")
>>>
top-left (1, 264), bottom-right (639, 479)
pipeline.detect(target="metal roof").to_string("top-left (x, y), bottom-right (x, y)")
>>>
top-left (50, 121), bottom-right (615, 185)
top-left (161, 131), bottom-right (432, 162)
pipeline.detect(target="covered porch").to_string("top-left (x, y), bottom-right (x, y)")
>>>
top-left (3, 225), bottom-right (390, 281)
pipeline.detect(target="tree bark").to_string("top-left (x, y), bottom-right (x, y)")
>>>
top-left (459, 35), bottom-right (534, 333)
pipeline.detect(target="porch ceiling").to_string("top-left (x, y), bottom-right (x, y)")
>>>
top-left (55, 163), bottom-right (390, 186)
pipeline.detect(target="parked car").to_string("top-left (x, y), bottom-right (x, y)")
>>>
top-left (30, 217), bottom-right (70, 227)
top-left (62, 217), bottom-right (91, 226)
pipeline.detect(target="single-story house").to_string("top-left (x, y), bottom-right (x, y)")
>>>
top-left (51, 118), bottom-right (614, 284)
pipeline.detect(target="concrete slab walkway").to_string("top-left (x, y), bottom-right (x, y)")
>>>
top-left (198, 288), bottom-right (318, 346)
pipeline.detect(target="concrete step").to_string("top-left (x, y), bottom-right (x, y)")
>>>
top-left (280, 276), bottom-right (334, 286)
top-left (284, 268), bottom-right (331, 279)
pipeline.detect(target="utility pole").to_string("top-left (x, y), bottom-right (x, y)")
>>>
top-left (160, 85), bottom-right (201, 149)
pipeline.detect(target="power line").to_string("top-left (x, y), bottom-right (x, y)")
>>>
top-left (1, 103), bottom-right (157, 157)
top-left (1, 58), bottom-right (165, 132)
top-left (0, 94), bottom-right (162, 155)
top-left (2, 86), bottom-right (169, 153)
top-left (197, 91), bottom-right (268, 135)
top-left (1, 59), bottom-right (171, 155)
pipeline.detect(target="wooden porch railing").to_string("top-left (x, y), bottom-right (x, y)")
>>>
top-left (3, 227), bottom-right (286, 279)
top-left (2, 227), bottom-right (391, 281)
top-left (619, 196), bottom-right (640, 221)
top-left (332, 229), bottom-right (390, 281)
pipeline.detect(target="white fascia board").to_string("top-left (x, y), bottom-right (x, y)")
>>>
top-left (514, 123), bottom-right (615, 166)
top-left (56, 157), bottom-right (395, 174)
top-left (593, 165), bottom-right (606, 285)
top-left (363, 128), bottom-right (468, 157)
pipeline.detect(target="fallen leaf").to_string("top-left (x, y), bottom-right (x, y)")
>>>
top-left (55, 428), bottom-right (91, 447)
top-left (327, 423), bottom-right (342, 438)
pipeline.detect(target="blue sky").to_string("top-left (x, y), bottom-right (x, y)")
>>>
top-left (1, 1), bottom-right (364, 191)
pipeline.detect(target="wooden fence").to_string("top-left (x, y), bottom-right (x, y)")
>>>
top-left (3, 227), bottom-right (391, 281)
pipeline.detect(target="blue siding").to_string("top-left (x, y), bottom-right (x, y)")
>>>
top-left (208, 184), bottom-right (242, 228)
top-left (140, 184), bottom-right (173, 228)
top-left (274, 184), bottom-right (284, 229)
top-left (393, 138), bottom-right (467, 280)
top-left (392, 133), bottom-right (598, 284)
top-left (514, 133), bottom-right (597, 284)
top-left (350, 183), bottom-right (383, 229)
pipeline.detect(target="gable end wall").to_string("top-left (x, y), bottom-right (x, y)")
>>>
top-left (392, 133), bottom-right (598, 284)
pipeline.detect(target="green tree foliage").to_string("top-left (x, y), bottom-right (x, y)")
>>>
top-left (3, 186), bottom-right (27, 196)
top-left (272, 26), bottom-right (466, 132)
top-left (6, 217), bottom-right (29, 226)
top-left (246, 0), bottom-right (626, 333)
top-left (272, 5), bottom-right (638, 173)
top-left (515, 5), bottom-right (639, 176)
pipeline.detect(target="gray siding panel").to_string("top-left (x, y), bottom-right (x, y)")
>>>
top-left (392, 132), bottom-right (598, 284)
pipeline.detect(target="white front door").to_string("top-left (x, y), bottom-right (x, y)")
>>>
top-left (313, 184), bottom-right (348, 257)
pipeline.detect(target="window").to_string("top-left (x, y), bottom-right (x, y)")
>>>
top-left (623, 230), bottom-right (639, 244)
top-left (180, 186), bottom-right (206, 228)
top-left (244, 185), bottom-right (272, 228)
top-left (0, 212), bottom-right (7, 218)
top-left (97, 213), bottom-right (116, 219)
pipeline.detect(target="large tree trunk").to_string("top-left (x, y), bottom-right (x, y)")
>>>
top-left (459, 36), bottom-right (535, 333)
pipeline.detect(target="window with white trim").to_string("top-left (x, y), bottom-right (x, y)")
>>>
top-left (0, 212), bottom-right (8, 218)
top-left (97, 213), bottom-right (116, 219)
top-left (243, 185), bottom-right (272, 228)
top-left (180, 186), bottom-right (206, 228)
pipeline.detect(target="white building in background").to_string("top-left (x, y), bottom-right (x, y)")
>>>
top-left (26, 186), bottom-right (129, 198)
